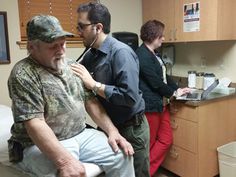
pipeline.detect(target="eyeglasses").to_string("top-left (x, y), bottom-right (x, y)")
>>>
top-left (77, 22), bottom-right (95, 32)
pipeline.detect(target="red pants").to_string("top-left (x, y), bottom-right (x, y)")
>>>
top-left (145, 106), bottom-right (173, 176)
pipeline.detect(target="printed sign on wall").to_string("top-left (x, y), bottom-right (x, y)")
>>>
top-left (183, 2), bottom-right (200, 32)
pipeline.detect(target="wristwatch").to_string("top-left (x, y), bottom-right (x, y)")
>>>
top-left (92, 82), bottom-right (102, 95)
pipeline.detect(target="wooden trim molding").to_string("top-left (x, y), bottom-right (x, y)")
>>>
top-left (16, 40), bottom-right (84, 49)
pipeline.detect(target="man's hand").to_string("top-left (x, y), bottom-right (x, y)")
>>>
top-left (71, 63), bottom-right (96, 90)
top-left (24, 118), bottom-right (87, 177)
top-left (107, 130), bottom-right (134, 156)
top-left (57, 159), bottom-right (87, 177)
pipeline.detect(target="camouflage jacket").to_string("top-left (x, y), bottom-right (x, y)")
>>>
top-left (7, 56), bottom-right (94, 161)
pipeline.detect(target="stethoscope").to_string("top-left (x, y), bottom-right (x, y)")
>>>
top-left (76, 29), bottom-right (99, 63)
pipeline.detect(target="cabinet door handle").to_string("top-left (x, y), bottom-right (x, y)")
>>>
top-left (174, 29), bottom-right (177, 41)
top-left (169, 104), bottom-right (178, 114)
top-left (169, 29), bottom-right (173, 41)
top-left (170, 119), bottom-right (178, 130)
top-left (170, 147), bottom-right (179, 159)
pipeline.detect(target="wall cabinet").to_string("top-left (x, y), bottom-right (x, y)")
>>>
top-left (161, 97), bottom-right (236, 177)
top-left (142, 0), bottom-right (176, 42)
top-left (142, 0), bottom-right (236, 42)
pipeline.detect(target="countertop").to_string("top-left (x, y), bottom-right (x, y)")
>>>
top-left (175, 91), bottom-right (236, 107)
top-left (171, 75), bottom-right (236, 107)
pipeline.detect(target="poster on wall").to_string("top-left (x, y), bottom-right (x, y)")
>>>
top-left (0, 11), bottom-right (10, 64)
top-left (183, 2), bottom-right (200, 32)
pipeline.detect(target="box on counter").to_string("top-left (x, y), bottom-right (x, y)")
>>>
top-left (212, 87), bottom-right (236, 95)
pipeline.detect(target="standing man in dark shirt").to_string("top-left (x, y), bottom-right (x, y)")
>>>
top-left (71, 2), bottom-right (150, 177)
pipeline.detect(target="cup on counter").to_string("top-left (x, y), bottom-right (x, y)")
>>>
top-left (196, 72), bottom-right (204, 89)
top-left (203, 73), bottom-right (216, 90)
top-left (188, 70), bottom-right (196, 88)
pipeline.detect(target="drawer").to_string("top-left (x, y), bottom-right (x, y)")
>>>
top-left (170, 102), bottom-right (198, 122)
top-left (162, 145), bottom-right (198, 177)
top-left (170, 117), bottom-right (198, 153)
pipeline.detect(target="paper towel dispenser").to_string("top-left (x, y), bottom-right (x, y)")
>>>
top-left (112, 32), bottom-right (139, 51)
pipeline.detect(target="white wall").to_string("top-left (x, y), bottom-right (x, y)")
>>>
top-left (172, 41), bottom-right (236, 82)
top-left (0, 0), bottom-right (142, 106)
top-left (101, 0), bottom-right (142, 35)
top-left (2, 0), bottom-right (236, 106)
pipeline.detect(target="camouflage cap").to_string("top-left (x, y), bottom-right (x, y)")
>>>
top-left (27, 15), bottom-right (74, 43)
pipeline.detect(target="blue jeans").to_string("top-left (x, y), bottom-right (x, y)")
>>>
top-left (16, 128), bottom-right (135, 177)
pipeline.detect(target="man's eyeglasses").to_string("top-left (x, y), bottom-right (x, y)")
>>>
top-left (77, 22), bottom-right (95, 32)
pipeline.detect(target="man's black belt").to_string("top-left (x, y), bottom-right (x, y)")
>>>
top-left (118, 112), bottom-right (144, 129)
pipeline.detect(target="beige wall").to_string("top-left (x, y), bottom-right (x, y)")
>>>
top-left (2, 0), bottom-right (236, 106)
top-left (172, 41), bottom-right (236, 82)
top-left (0, 0), bottom-right (142, 106)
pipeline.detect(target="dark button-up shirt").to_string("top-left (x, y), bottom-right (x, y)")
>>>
top-left (82, 35), bottom-right (145, 125)
top-left (136, 43), bottom-right (178, 112)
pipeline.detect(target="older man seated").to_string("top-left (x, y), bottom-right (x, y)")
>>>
top-left (7, 15), bottom-right (135, 177)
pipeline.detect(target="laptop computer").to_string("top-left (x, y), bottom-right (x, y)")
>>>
top-left (176, 79), bottom-right (219, 101)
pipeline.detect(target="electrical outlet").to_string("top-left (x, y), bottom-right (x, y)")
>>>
top-left (200, 56), bottom-right (206, 68)
top-left (219, 64), bottom-right (225, 70)
top-left (218, 60), bottom-right (225, 70)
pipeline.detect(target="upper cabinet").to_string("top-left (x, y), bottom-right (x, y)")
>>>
top-left (142, 0), bottom-right (176, 42)
top-left (142, 0), bottom-right (236, 42)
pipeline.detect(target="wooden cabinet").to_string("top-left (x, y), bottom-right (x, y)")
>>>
top-left (162, 97), bottom-right (236, 177)
top-left (142, 0), bottom-right (177, 42)
top-left (142, 0), bottom-right (236, 42)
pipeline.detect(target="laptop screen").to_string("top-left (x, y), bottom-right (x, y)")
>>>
top-left (201, 79), bottom-right (219, 99)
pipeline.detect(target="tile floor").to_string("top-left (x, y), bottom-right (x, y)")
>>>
top-left (155, 167), bottom-right (220, 177)
top-left (155, 167), bottom-right (179, 177)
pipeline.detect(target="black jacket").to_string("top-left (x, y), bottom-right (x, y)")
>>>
top-left (136, 43), bottom-right (178, 112)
